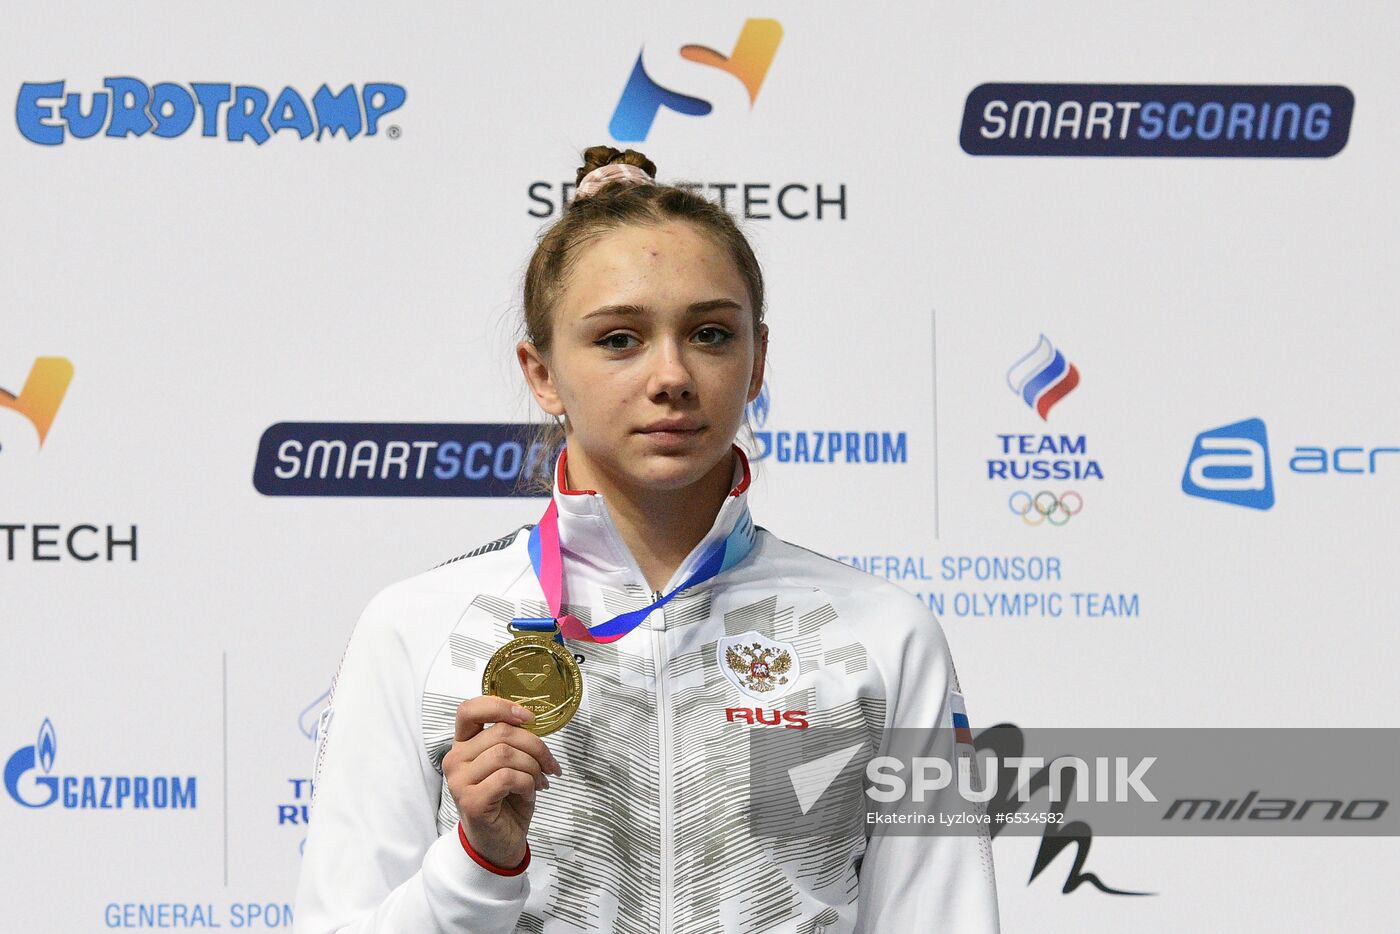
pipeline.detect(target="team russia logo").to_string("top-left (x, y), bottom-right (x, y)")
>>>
top-left (1006, 334), bottom-right (1079, 420)
top-left (987, 334), bottom-right (1101, 488)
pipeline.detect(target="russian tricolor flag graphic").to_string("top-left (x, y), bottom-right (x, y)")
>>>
top-left (951, 692), bottom-right (974, 746)
top-left (1006, 334), bottom-right (1080, 420)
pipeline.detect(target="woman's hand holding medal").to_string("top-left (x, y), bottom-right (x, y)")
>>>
top-left (442, 695), bottom-right (564, 870)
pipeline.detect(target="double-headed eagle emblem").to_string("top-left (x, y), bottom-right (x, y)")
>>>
top-left (725, 640), bottom-right (794, 694)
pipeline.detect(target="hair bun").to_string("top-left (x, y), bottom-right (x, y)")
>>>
top-left (575, 145), bottom-right (657, 185)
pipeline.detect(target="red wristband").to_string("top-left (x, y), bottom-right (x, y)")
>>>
top-left (458, 822), bottom-right (530, 876)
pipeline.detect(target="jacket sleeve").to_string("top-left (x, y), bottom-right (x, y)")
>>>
top-left (293, 586), bottom-right (530, 933)
top-left (854, 602), bottom-right (1001, 933)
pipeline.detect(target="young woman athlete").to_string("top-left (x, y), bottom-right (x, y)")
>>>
top-left (294, 146), bottom-right (1000, 933)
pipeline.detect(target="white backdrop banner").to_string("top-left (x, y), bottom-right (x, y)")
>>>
top-left (3, 2), bottom-right (1397, 931)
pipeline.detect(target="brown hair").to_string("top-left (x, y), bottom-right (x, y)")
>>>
top-left (515, 145), bottom-right (766, 492)
top-left (523, 145), bottom-right (765, 350)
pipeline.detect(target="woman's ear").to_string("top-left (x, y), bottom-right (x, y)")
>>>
top-left (517, 340), bottom-right (566, 417)
top-left (747, 324), bottom-right (769, 402)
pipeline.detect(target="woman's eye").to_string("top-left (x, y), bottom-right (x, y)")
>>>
top-left (595, 333), bottom-right (639, 350)
top-left (694, 326), bottom-right (734, 345)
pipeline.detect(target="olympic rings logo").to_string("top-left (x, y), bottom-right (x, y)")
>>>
top-left (1008, 490), bottom-right (1083, 526)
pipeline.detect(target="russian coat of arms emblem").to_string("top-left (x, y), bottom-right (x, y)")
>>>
top-left (717, 630), bottom-right (801, 700)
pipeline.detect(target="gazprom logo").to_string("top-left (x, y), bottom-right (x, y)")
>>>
top-left (610, 18), bottom-right (782, 142)
top-left (1182, 418), bottom-right (1274, 510)
top-left (744, 380), bottom-right (906, 465)
top-left (4, 719), bottom-right (196, 809)
top-left (16, 80), bottom-right (405, 145)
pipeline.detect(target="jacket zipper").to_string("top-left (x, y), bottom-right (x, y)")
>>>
top-left (651, 589), bottom-right (673, 932)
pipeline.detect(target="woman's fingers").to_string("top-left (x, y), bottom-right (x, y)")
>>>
top-left (450, 715), bottom-right (563, 776)
top-left (447, 741), bottom-right (551, 789)
top-left (453, 695), bottom-right (535, 743)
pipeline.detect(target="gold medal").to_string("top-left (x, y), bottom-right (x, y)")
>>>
top-left (482, 622), bottom-right (583, 736)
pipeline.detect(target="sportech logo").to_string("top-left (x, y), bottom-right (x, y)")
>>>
top-left (0, 356), bottom-right (73, 454)
top-left (610, 18), bottom-right (782, 141)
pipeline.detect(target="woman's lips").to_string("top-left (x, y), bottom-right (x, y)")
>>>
top-left (638, 424), bottom-right (705, 446)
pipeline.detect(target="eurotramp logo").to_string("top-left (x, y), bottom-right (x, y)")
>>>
top-left (4, 719), bottom-right (196, 809)
top-left (0, 356), bottom-right (72, 453)
top-left (610, 18), bottom-right (782, 142)
top-left (16, 80), bottom-right (406, 145)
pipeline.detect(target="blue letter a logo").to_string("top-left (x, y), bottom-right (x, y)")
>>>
top-left (1182, 418), bottom-right (1274, 510)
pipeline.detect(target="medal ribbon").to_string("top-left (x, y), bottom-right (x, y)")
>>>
top-left (513, 499), bottom-right (754, 645)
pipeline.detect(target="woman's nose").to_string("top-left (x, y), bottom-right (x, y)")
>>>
top-left (648, 339), bottom-right (694, 400)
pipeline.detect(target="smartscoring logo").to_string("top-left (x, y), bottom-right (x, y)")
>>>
top-left (253, 423), bottom-right (556, 496)
top-left (610, 18), bottom-right (782, 142)
top-left (961, 84), bottom-right (1353, 157)
top-left (1182, 417), bottom-right (1398, 510)
top-left (745, 381), bottom-right (908, 465)
top-left (16, 80), bottom-right (406, 145)
top-left (4, 719), bottom-right (196, 809)
top-left (0, 356), bottom-right (72, 455)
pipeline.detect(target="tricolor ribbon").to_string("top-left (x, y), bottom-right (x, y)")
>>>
top-left (512, 499), bottom-right (754, 645)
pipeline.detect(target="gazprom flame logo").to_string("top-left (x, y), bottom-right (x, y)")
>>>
top-left (746, 381), bottom-right (771, 429)
top-left (36, 719), bottom-right (55, 772)
top-left (609, 18), bottom-right (783, 142)
top-left (1006, 335), bottom-right (1080, 420)
top-left (0, 356), bottom-right (73, 452)
top-left (5, 719), bottom-right (59, 807)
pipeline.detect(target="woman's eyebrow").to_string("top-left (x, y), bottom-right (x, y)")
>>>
top-left (582, 298), bottom-right (742, 320)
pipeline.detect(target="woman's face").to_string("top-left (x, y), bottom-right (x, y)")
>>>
top-left (519, 220), bottom-right (766, 494)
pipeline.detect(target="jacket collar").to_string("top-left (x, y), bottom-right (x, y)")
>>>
top-left (549, 444), bottom-right (754, 595)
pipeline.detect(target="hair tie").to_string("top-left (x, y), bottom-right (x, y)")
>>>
top-left (575, 162), bottom-right (655, 199)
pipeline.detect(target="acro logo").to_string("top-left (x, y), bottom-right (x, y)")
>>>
top-left (610, 18), bottom-right (782, 142)
top-left (0, 356), bottom-right (73, 452)
top-left (1182, 418), bottom-right (1274, 510)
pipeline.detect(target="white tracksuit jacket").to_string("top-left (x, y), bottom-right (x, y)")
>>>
top-left (294, 450), bottom-right (1000, 933)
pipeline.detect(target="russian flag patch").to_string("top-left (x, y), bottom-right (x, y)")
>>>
top-left (951, 691), bottom-right (974, 747)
